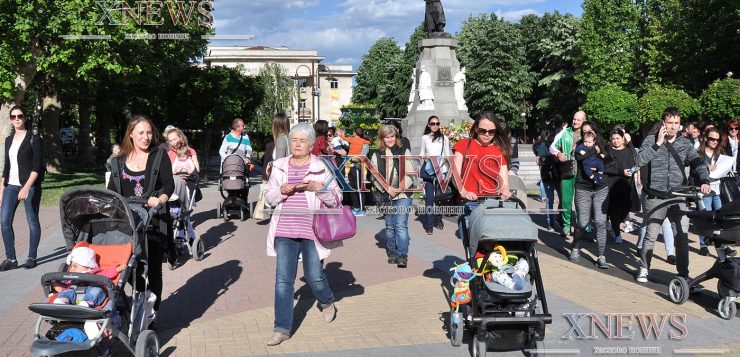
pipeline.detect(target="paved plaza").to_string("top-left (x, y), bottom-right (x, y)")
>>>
top-left (0, 183), bottom-right (738, 357)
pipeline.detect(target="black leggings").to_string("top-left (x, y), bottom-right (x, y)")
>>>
top-left (348, 165), bottom-right (364, 210)
top-left (133, 237), bottom-right (165, 311)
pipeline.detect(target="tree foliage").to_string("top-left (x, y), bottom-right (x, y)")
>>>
top-left (638, 86), bottom-right (699, 126)
top-left (379, 25), bottom-right (426, 118)
top-left (699, 77), bottom-right (740, 124)
top-left (254, 63), bottom-right (296, 136)
top-left (519, 12), bottom-right (583, 129)
top-left (352, 37), bottom-right (402, 110)
top-left (582, 84), bottom-right (638, 131)
top-left (457, 14), bottom-right (534, 126)
top-left (576, 0), bottom-right (641, 94)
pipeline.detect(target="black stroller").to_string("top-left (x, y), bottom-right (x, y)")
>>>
top-left (451, 196), bottom-right (552, 356)
top-left (667, 186), bottom-right (740, 320)
top-left (28, 188), bottom-right (159, 356)
top-left (217, 154), bottom-right (252, 221)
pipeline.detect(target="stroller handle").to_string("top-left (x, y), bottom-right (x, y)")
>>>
top-left (466, 194), bottom-right (525, 209)
top-left (669, 185), bottom-right (716, 199)
top-left (40, 272), bottom-right (116, 291)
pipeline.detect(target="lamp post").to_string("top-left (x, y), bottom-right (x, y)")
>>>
top-left (318, 64), bottom-right (336, 123)
top-left (294, 64), bottom-right (314, 122)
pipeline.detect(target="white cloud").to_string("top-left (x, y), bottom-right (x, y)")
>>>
top-left (495, 9), bottom-right (539, 22)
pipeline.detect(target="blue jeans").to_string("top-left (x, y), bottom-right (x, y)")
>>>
top-left (57, 287), bottom-right (106, 307)
top-left (456, 201), bottom-right (481, 241)
top-left (274, 237), bottom-right (334, 335)
top-left (638, 218), bottom-right (675, 256)
top-left (1, 185), bottom-right (42, 260)
top-left (422, 180), bottom-right (441, 229)
top-left (540, 180), bottom-right (559, 229)
top-left (384, 198), bottom-right (412, 256)
top-left (699, 195), bottom-right (722, 247)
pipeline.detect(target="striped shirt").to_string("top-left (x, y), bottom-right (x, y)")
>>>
top-left (274, 162), bottom-right (314, 240)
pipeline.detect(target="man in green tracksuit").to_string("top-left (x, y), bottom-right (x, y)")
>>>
top-left (549, 111), bottom-right (585, 237)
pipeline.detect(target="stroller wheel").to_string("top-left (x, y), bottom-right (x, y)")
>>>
top-left (524, 338), bottom-right (542, 357)
top-left (193, 238), bottom-right (205, 261)
top-left (449, 309), bottom-right (464, 347)
top-left (668, 277), bottom-right (690, 304)
top-left (472, 333), bottom-right (487, 357)
top-left (216, 204), bottom-right (222, 219)
top-left (718, 297), bottom-right (737, 320)
top-left (135, 329), bottom-right (160, 357)
top-left (240, 208), bottom-right (245, 221)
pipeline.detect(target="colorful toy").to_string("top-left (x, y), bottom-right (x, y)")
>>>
top-left (449, 262), bottom-right (476, 311)
top-left (475, 245), bottom-right (519, 280)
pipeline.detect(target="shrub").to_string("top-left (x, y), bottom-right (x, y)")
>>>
top-left (581, 84), bottom-right (639, 131)
top-left (638, 86), bottom-right (699, 125)
top-left (699, 77), bottom-right (740, 124)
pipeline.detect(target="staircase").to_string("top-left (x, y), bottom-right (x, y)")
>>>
top-left (517, 144), bottom-right (541, 192)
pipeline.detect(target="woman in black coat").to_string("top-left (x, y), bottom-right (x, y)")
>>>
top-left (0, 106), bottom-right (43, 271)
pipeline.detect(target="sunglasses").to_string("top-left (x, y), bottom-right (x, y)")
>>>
top-left (429, 122), bottom-right (440, 127)
top-left (730, 127), bottom-right (739, 131)
top-left (706, 137), bottom-right (720, 142)
top-left (10, 114), bottom-right (24, 120)
top-left (476, 128), bottom-right (496, 136)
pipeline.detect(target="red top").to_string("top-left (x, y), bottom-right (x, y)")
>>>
top-left (452, 139), bottom-right (507, 196)
top-left (310, 136), bottom-right (331, 156)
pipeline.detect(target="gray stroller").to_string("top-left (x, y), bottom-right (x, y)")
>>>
top-left (217, 154), bottom-right (252, 221)
top-left (28, 188), bottom-right (159, 356)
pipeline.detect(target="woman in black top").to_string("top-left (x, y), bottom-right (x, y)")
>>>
top-left (107, 115), bottom-right (174, 313)
top-left (604, 128), bottom-right (639, 244)
top-left (569, 121), bottom-right (610, 269)
top-left (0, 106), bottom-right (43, 271)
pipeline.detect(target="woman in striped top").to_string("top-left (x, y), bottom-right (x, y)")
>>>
top-left (263, 123), bottom-right (343, 346)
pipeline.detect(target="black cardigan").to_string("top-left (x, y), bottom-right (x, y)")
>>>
top-left (3, 130), bottom-right (43, 187)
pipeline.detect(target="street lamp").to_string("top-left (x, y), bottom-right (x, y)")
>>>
top-left (318, 64), bottom-right (336, 123)
top-left (294, 64), bottom-right (314, 122)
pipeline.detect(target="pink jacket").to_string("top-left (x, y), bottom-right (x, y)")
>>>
top-left (265, 155), bottom-right (343, 259)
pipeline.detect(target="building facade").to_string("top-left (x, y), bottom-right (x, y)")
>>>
top-left (204, 46), bottom-right (355, 126)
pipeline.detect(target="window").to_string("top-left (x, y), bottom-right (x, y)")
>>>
top-left (298, 78), bottom-right (308, 88)
top-left (299, 99), bottom-right (306, 109)
top-left (330, 79), bottom-right (338, 89)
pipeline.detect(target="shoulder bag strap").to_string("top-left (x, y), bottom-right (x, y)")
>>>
top-left (145, 149), bottom-right (165, 197)
top-left (110, 156), bottom-right (122, 194)
top-left (665, 141), bottom-right (688, 185)
top-left (231, 134), bottom-right (243, 155)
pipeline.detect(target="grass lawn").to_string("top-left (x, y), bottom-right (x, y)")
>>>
top-left (40, 166), bottom-right (106, 206)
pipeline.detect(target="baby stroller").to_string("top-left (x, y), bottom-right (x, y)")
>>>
top-left (666, 186), bottom-right (740, 320)
top-left (28, 188), bottom-right (159, 356)
top-left (217, 154), bottom-right (252, 221)
top-left (450, 196), bottom-right (552, 357)
top-left (171, 173), bottom-right (205, 265)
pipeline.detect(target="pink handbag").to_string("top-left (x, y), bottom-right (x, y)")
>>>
top-left (313, 193), bottom-right (356, 242)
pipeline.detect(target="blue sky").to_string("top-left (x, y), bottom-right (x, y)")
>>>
top-left (211, 0), bottom-right (583, 68)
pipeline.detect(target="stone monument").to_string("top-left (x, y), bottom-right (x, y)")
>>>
top-left (403, 0), bottom-right (471, 153)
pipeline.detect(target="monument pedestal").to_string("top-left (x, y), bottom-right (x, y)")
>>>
top-left (403, 36), bottom-right (471, 154)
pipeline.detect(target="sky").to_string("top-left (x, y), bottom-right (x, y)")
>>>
top-left (210, 0), bottom-right (584, 69)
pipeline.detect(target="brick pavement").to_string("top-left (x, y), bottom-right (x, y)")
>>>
top-left (0, 186), bottom-right (738, 357)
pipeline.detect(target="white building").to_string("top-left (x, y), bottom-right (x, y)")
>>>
top-left (204, 46), bottom-right (356, 126)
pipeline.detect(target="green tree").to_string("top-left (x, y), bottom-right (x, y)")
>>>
top-left (638, 86), bottom-right (699, 126)
top-left (576, 0), bottom-right (641, 95)
top-left (519, 12), bottom-right (582, 130)
top-left (582, 84), bottom-right (639, 131)
top-left (352, 37), bottom-right (402, 110)
top-left (699, 77), bottom-right (740, 124)
top-left (457, 14), bottom-right (534, 126)
top-left (378, 25), bottom-right (425, 117)
top-left (255, 63), bottom-right (296, 136)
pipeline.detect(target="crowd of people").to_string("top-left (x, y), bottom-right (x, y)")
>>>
top-left (535, 108), bottom-right (739, 281)
top-left (0, 106), bottom-right (737, 348)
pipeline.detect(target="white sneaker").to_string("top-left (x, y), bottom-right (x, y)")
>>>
top-left (636, 268), bottom-right (648, 283)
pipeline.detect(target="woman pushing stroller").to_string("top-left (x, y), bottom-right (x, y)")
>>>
top-left (107, 114), bottom-right (175, 318)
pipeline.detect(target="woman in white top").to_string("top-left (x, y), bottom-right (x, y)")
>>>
top-left (419, 115), bottom-right (451, 235)
top-left (721, 119), bottom-right (738, 183)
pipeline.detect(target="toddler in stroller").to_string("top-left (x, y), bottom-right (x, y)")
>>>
top-left (666, 186), bottom-right (740, 320)
top-left (449, 197), bottom-right (552, 357)
top-left (217, 153), bottom-right (253, 221)
top-left (51, 245), bottom-right (125, 307)
top-left (28, 188), bottom-right (160, 357)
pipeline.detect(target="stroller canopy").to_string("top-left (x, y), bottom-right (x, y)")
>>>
top-left (60, 188), bottom-right (142, 247)
top-left (468, 198), bottom-right (538, 254)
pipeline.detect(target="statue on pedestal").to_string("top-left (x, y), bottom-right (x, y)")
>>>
top-left (418, 66), bottom-right (434, 110)
top-left (424, 0), bottom-right (446, 34)
top-left (454, 67), bottom-right (468, 111)
top-left (407, 70), bottom-right (417, 112)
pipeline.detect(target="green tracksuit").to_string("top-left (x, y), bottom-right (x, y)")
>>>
top-left (550, 128), bottom-right (578, 233)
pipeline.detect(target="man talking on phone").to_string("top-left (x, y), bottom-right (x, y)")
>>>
top-left (635, 107), bottom-right (711, 283)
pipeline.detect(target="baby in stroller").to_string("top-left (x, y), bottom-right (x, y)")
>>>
top-left (51, 245), bottom-right (125, 307)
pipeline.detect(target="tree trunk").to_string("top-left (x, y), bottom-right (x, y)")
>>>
top-left (42, 83), bottom-right (63, 174)
top-left (94, 93), bottom-right (112, 160)
top-left (77, 103), bottom-right (95, 164)
top-left (0, 63), bottom-right (37, 173)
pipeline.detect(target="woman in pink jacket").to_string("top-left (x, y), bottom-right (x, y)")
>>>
top-left (263, 123), bottom-right (343, 346)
